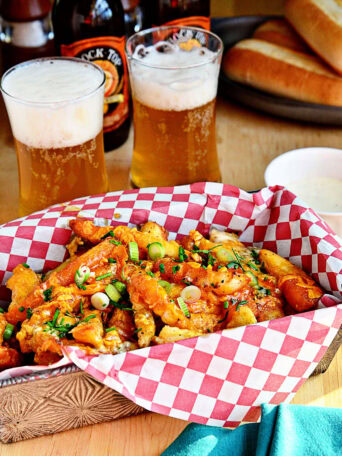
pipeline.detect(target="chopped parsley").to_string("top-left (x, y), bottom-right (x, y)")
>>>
top-left (172, 265), bottom-right (180, 274)
top-left (43, 286), bottom-right (53, 302)
top-left (251, 249), bottom-right (261, 264)
top-left (178, 246), bottom-right (188, 262)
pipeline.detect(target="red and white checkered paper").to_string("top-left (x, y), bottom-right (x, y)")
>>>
top-left (0, 183), bottom-right (341, 427)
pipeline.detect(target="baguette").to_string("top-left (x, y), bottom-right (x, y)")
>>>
top-left (223, 39), bottom-right (342, 106)
top-left (285, 0), bottom-right (342, 74)
top-left (253, 19), bottom-right (311, 53)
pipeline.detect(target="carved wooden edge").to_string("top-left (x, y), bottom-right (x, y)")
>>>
top-left (0, 370), bottom-right (144, 443)
top-left (311, 326), bottom-right (342, 376)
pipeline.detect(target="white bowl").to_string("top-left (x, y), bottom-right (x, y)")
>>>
top-left (264, 147), bottom-right (342, 237)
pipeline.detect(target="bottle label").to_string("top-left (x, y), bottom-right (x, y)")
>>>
top-left (156, 16), bottom-right (210, 30)
top-left (61, 36), bottom-right (129, 133)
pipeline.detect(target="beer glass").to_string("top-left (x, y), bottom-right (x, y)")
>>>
top-left (126, 26), bottom-right (223, 188)
top-left (1, 57), bottom-right (109, 216)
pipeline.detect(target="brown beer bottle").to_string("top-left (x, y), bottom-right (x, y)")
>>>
top-left (0, 0), bottom-right (54, 73)
top-left (52, 0), bottom-right (130, 152)
top-left (142, 0), bottom-right (210, 30)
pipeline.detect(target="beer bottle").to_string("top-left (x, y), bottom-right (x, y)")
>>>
top-left (142, 0), bottom-right (210, 30)
top-left (0, 0), bottom-right (54, 72)
top-left (52, 0), bottom-right (130, 152)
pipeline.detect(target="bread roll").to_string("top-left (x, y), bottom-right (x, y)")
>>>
top-left (253, 19), bottom-right (311, 53)
top-left (223, 39), bottom-right (342, 106)
top-left (285, 0), bottom-right (342, 74)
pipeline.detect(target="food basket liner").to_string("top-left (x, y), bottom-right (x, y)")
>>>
top-left (0, 183), bottom-right (341, 427)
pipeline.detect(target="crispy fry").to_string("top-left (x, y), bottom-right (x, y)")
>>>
top-left (0, 347), bottom-right (21, 371)
top-left (259, 249), bottom-right (323, 311)
top-left (7, 240), bottom-right (127, 324)
top-left (71, 310), bottom-right (104, 349)
top-left (132, 301), bottom-right (156, 347)
top-left (153, 326), bottom-right (203, 344)
top-left (6, 264), bottom-right (41, 324)
top-left (227, 305), bottom-right (257, 329)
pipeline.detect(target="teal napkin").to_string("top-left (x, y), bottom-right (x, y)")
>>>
top-left (162, 404), bottom-right (342, 456)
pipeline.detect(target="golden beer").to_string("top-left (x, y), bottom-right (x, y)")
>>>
top-left (1, 58), bottom-right (108, 215)
top-left (15, 131), bottom-right (108, 215)
top-left (126, 26), bottom-right (223, 188)
top-left (131, 98), bottom-right (220, 188)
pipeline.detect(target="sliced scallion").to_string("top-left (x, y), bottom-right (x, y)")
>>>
top-left (105, 284), bottom-right (121, 303)
top-left (177, 297), bottom-right (190, 318)
top-left (148, 242), bottom-right (165, 260)
top-left (3, 323), bottom-right (14, 340)
top-left (129, 242), bottom-right (139, 262)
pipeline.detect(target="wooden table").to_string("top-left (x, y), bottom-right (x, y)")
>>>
top-left (0, 96), bottom-right (341, 456)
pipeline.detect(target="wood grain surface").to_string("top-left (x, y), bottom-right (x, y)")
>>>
top-left (1, 76), bottom-right (342, 455)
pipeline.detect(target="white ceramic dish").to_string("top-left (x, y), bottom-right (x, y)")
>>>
top-left (264, 147), bottom-right (342, 238)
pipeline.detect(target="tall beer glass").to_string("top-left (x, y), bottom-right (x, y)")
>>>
top-left (126, 26), bottom-right (223, 188)
top-left (1, 57), bottom-right (109, 215)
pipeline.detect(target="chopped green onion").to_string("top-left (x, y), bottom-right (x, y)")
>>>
top-left (19, 306), bottom-right (25, 312)
top-left (3, 323), bottom-right (14, 340)
top-left (216, 248), bottom-right (235, 263)
top-left (146, 271), bottom-right (155, 278)
top-left (129, 242), bottom-right (139, 262)
top-left (134, 328), bottom-right (142, 333)
top-left (91, 292), bottom-right (110, 309)
top-left (108, 258), bottom-right (117, 264)
top-left (27, 308), bottom-right (33, 319)
top-left (109, 239), bottom-right (122, 245)
top-left (218, 311), bottom-right (229, 324)
top-left (105, 327), bottom-right (117, 333)
top-left (178, 246), bottom-right (187, 262)
top-left (172, 265), bottom-right (180, 274)
top-left (81, 314), bottom-right (96, 323)
top-left (236, 300), bottom-right (248, 311)
top-left (22, 263), bottom-right (30, 268)
top-left (246, 271), bottom-right (258, 287)
top-left (43, 286), bottom-right (53, 302)
top-left (80, 300), bottom-right (84, 316)
top-left (177, 297), bottom-right (190, 318)
top-left (191, 244), bottom-right (222, 254)
top-left (227, 261), bottom-right (239, 269)
top-left (114, 281), bottom-right (126, 294)
top-left (247, 262), bottom-right (259, 271)
top-left (101, 230), bottom-right (114, 240)
top-left (95, 272), bottom-right (112, 281)
top-left (159, 263), bottom-right (165, 274)
top-left (148, 242), bottom-right (165, 260)
top-left (74, 266), bottom-right (90, 287)
top-left (0, 308), bottom-right (4, 314)
top-left (232, 249), bottom-right (245, 272)
top-left (52, 309), bottom-right (60, 326)
top-left (182, 279), bottom-right (192, 286)
top-left (251, 249), bottom-right (261, 264)
top-left (158, 280), bottom-right (171, 293)
top-left (105, 284), bottom-right (121, 303)
top-left (223, 301), bottom-right (229, 309)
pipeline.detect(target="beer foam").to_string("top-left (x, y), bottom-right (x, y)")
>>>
top-left (2, 59), bottom-right (104, 148)
top-left (130, 43), bottom-right (220, 111)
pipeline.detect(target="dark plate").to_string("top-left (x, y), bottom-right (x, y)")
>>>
top-left (211, 16), bottom-right (342, 125)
